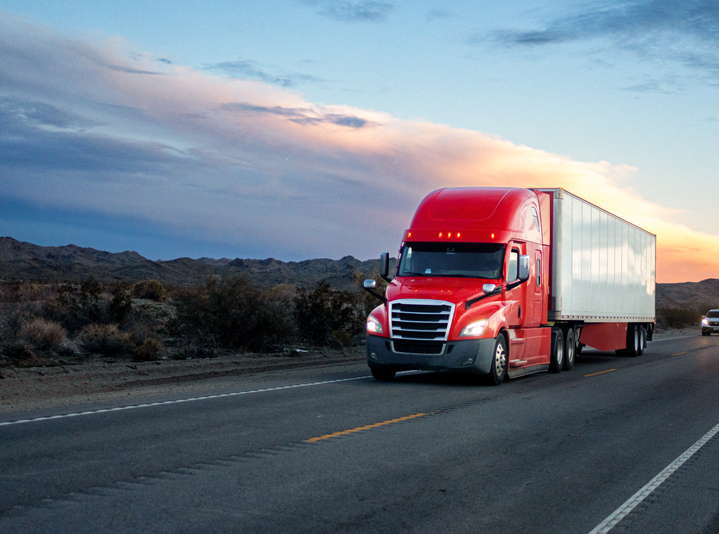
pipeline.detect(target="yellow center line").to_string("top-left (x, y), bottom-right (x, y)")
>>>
top-left (585, 368), bottom-right (617, 377)
top-left (306, 412), bottom-right (429, 442)
top-left (672, 351), bottom-right (688, 356)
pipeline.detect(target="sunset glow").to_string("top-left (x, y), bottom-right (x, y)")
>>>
top-left (1, 4), bottom-right (718, 283)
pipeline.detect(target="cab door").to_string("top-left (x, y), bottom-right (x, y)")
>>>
top-left (531, 250), bottom-right (543, 327)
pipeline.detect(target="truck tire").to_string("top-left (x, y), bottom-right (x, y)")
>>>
top-left (484, 335), bottom-right (508, 386)
top-left (371, 368), bottom-right (396, 381)
top-left (637, 326), bottom-right (647, 356)
top-left (550, 328), bottom-right (564, 373)
top-left (624, 324), bottom-right (640, 357)
top-left (563, 327), bottom-right (575, 371)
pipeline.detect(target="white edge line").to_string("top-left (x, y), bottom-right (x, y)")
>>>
top-left (0, 376), bottom-right (371, 427)
top-left (651, 335), bottom-right (696, 342)
top-left (587, 421), bottom-right (719, 534)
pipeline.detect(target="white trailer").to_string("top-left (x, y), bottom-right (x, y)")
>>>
top-left (536, 188), bottom-right (656, 353)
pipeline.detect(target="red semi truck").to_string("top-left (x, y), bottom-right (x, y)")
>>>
top-left (363, 187), bottom-right (656, 385)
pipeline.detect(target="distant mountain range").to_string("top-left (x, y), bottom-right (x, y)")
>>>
top-left (0, 237), bottom-right (390, 290)
top-left (2, 237), bottom-right (719, 308)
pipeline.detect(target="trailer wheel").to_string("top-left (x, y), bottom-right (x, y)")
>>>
top-left (563, 327), bottom-right (575, 371)
top-left (371, 368), bottom-right (396, 381)
top-left (637, 326), bottom-right (647, 356)
top-left (485, 335), bottom-right (508, 386)
top-left (624, 324), bottom-right (640, 357)
top-left (550, 328), bottom-right (564, 373)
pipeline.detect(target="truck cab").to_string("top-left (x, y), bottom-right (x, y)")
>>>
top-left (365, 187), bottom-right (557, 385)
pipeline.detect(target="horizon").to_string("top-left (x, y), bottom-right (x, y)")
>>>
top-left (1, 2), bottom-right (719, 283)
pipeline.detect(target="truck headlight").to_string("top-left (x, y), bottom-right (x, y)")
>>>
top-left (702, 318), bottom-right (709, 326)
top-left (367, 315), bottom-right (384, 334)
top-left (459, 319), bottom-right (488, 338)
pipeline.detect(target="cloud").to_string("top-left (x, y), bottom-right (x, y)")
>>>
top-left (301, 1), bottom-right (396, 22)
top-left (426, 9), bottom-right (453, 22)
top-left (1, 14), bottom-right (718, 281)
top-left (205, 59), bottom-right (323, 88)
top-left (476, 0), bottom-right (719, 81)
top-left (222, 102), bottom-right (371, 128)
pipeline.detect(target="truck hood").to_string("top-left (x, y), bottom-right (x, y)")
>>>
top-left (387, 276), bottom-right (500, 306)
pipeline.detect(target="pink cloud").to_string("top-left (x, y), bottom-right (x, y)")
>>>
top-left (1, 14), bottom-right (716, 282)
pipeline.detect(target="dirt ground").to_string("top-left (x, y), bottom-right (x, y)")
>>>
top-left (0, 345), bottom-right (367, 414)
top-left (0, 328), bottom-right (699, 415)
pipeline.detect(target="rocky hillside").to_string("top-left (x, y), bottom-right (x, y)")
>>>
top-left (0, 237), bottom-right (391, 290)
top-left (656, 279), bottom-right (719, 311)
top-left (2, 237), bottom-right (717, 305)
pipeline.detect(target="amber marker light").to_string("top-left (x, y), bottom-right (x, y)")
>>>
top-left (457, 233), bottom-right (461, 238)
top-left (448, 232), bottom-right (452, 238)
top-left (491, 233), bottom-right (495, 239)
top-left (439, 232), bottom-right (443, 238)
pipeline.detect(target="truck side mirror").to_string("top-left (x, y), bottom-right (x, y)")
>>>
top-left (518, 255), bottom-right (530, 282)
top-left (380, 252), bottom-right (390, 280)
top-left (364, 280), bottom-right (377, 289)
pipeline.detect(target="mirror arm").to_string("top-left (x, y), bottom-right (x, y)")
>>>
top-left (363, 286), bottom-right (387, 305)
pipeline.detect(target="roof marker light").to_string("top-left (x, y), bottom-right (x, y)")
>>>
top-left (439, 232), bottom-right (443, 238)
top-left (448, 232), bottom-right (452, 238)
top-left (457, 232), bottom-right (461, 238)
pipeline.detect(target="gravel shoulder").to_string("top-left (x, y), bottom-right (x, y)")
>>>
top-left (0, 346), bottom-right (367, 415)
top-left (0, 328), bottom-right (700, 415)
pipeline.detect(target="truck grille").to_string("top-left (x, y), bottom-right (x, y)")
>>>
top-left (389, 300), bottom-right (455, 342)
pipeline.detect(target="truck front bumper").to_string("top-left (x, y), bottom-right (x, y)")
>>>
top-left (366, 335), bottom-right (497, 375)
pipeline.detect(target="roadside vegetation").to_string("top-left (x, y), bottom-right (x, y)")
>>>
top-left (0, 273), bottom-right (384, 368)
top-left (3, 274), bottom-right (703, 369)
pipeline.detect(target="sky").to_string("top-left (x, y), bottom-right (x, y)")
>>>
top-left (0, 0), bottom-right (718, 283)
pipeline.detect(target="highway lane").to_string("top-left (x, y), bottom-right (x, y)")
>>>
top-left (2, 334), bottom-right (719, 533)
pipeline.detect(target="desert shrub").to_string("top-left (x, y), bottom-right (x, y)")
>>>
top-left (0, 282), bottom-right (45, 303)
top-left (328, 328), bottom-right (353, 349)
top-left (168, 275), bottom-right (293, 353)
top-left (0, 306), bottom-right (26, 342)
top-left (294, 280), bottom-right (364, 345)
top-left (133, 280), bottom-right (166, 301)
top-left (132, 337), bottom-right (163, 361)
top-left (109, 285), bottom-right (133, 324)
top-left (78, 323), bottom-right (134, 356)
top-left (0, 341), bottom-right (38, 366)
top-left (42, 278), bottom-right (113, 334)
top-left (20, 318), bottom-right (67, 351)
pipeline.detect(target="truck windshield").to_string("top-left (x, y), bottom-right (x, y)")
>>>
top-left (398, 242), bottom-right (505, 279)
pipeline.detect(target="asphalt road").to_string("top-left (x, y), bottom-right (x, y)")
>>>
top-left (2, 333), bottom-right (719, 534)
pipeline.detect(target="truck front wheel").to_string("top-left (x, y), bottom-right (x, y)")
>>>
top-left (485, 335), bottom-right (508, 386)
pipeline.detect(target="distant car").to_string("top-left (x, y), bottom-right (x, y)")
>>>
top-left (701, 310), bottom-right (719, 336)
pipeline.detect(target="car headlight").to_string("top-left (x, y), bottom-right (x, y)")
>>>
top-left (702, 318), bottom-right (709, 326)
top-left (459, 319), bottom-right (489, 338)
top-left (367, 315), bottom-right (384, 334)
